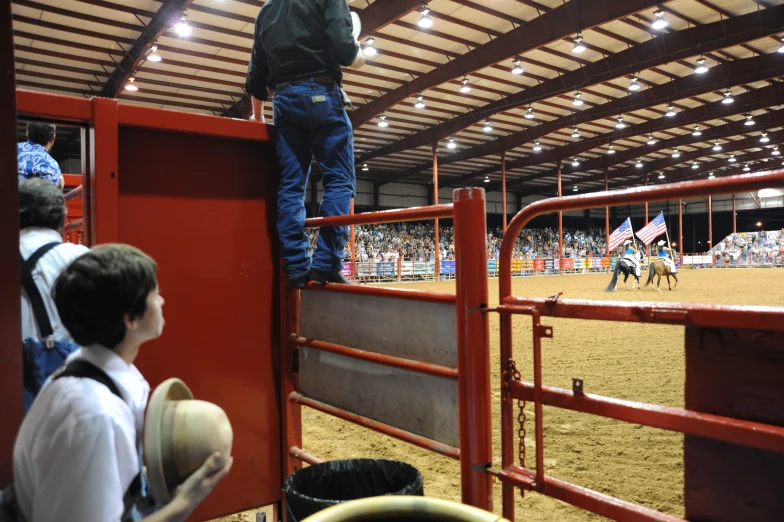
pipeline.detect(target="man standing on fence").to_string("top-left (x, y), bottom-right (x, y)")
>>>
top-left (246, 0), bottom-right (367, 288)
top-left (18, 122), bottom-right (64, 189)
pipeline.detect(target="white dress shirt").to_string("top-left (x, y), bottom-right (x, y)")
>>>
top-left (13, 345), bottom-right (151, 522)
top-left (20, 227), bottom-right (89, 341)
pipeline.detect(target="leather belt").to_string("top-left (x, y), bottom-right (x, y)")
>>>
top-left (274, 74), bottom-right (334, 90)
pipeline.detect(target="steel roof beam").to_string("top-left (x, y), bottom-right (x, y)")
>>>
top-left (348, 0), bottom-right (663, 129)
top-left (368, 5), bottom-right (784, 182)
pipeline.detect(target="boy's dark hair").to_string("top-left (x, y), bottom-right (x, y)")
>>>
top-left (19, 178), bottom-right (66, 231)
top-left (54, 244), bottom-right (159, 349)
top-left (27, 122), bottom-right (57, 146)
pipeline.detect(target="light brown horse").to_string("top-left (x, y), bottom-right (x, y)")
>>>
top-left (645, 258), bottom-right (679, 292)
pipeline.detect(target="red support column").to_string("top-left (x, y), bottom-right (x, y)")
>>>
top-left (433, 144), bottom-right (440, 280)
top-left (350, 198), bottom-right (356, 282)
top-left (644, 176), bottom-right (649, 259)
top-left (708, 195), bottom-right (713, 264)
top-left (0, 0), bottom-right (22, 485)
top-left (453, 187), bottom-right (492, 511)
top-left (558, 164), bottom-right (563, 273)
top-left (679, 199), bottom-right (684, 266)
top-left (90, 97), bottom-right (120, 244)
top-left (604, 168), bottom-right (609, 259)
top-left (501, 147), bottom-right (507, 233)
top-left (732, 194), bottom-right (737, 233)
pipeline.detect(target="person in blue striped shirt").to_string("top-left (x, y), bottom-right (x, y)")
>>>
top-left (18, 122), bottom-right (63, 190)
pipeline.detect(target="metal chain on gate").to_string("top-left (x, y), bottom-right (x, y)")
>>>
top-left (503, 359), bottom-right (527, 473)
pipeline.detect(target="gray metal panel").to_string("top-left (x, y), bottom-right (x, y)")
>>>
top-left (300, 290), bottom-right (457, 368)
top-left (300, 348), bottom-right (459, 447)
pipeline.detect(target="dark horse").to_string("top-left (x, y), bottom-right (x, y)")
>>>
top-left (605, 258), bottom-right (641, 292)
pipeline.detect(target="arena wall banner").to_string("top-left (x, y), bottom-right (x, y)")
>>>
top-left (562, 258), bottom-right (574, 270)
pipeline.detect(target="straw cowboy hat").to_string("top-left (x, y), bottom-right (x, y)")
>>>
top-left (657, 240), bottom-right (666, 246)
top-left (144, 378), bottom-right (233, 505)
top-left (623, 240), bottom-right (631, 245)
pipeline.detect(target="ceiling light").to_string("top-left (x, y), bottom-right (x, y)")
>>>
top-left (692, 162), bottom-right (699, 169)
top-left (647, 136), bottom-right (656, 145)
top-left (658, 172), bottom-right (665, 179)
top-left (124, 77), bottom-right (138, 91)
top-left (692, 126), bottom-right (701, 136)
top-left (483, 121), bottom-right (493, 132)
top-left (572, 34), bottom-right (586, 53)
top-left (607, 144), bottom-right (616, 154)
top-left (722, 90), bottom-right (734, 104)
top-left (694, 56), bottom-right (709, 74)
top-left (511, 57), bottom-right (523, 75)
top-left (773, 147), bottom-right (780, 156)
top-left (760, 132), bottom-right (769, 143)
top-left (672, 150), bottom-right (680, 158)
top-left (666, 105), bottom-right (676, 117)
top-left (363, 37), bottom-right (377, 57)
top-left (147, 45), bottom-right (161, 62)
top-left (743, 164), bottom-right (751, 171)
top-left (778, 38), bottom-right (784, 54)
top-left (175, 15), bottom-right (191, 37)
top-left (378, 113), bottom-right (389, 127)
top-left (615, 117), bottom-right (626, 129)
top-left (525, 106), bottom-right (535, 119)
top-left (447, 137), bottom-right (456, 149)
top-left (571, 128), bottom-right (580, 138)
top-left (708, 172), bottom-right (715, 179)
top-left (728, 155), bottom-right (736, 162)
top-left (573, 92), bottom-right (583, 106)
top-left (573, 185), bottom-right (578, 192)
top-left (418, 4), bottom-right (433, 28)
top-left (484, 176), bottom-right (490, 183)
top-left (745, 114), bottom-right (755, 126)
top-left (459, 76), bottom-right (471, 93)
top-left (628, 76), bottom-right (641, 91)
top-left (572, 158), bottom-right (580, 167)
top-left (636, 160), bottom-right (643, 168)
top-left (362, 163), bottom-right (369, 171)
top-left (414, 94), bottom-right (425, 109)
top-left (759, 188), bottom-right (778, 197)
top-left (713, 142), bottom-right (722, 151)
top-left (652, 7), bottom-right (668, 30)
top-left (533, 141), bottom-right (542, 152)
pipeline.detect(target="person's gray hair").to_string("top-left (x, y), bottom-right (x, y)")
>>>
top-left (19, 178), bottom-right (67, 231)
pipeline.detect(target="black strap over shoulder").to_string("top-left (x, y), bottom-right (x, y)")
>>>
top-left (53, 359), bottom-right (123, 400)
top-left (20, 241), bottom-right (62, 343)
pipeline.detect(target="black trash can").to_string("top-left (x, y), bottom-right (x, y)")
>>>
top-left (284, 458), bottom-right (424, 521)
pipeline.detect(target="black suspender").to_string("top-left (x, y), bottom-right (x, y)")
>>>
top-left (53, 358), bottom-right (123, 399)
top-left (20, 241), bottom-right (62, 347)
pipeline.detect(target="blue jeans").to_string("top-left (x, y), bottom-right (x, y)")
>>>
top-left (272, 81), bottom-right (355, 279)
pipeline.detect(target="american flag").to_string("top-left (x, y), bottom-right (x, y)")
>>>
top-left (636, 212), bottom-right (667, 245)
top-left (608, 218), bottom-right (634, 251)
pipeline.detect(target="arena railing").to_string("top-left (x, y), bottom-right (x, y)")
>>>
top-left (282, 188), bottom-right (495, 510)
top-left (496, 170), bottom-right (784, 522)
top-left (63, 182), bottom-right (84, 245)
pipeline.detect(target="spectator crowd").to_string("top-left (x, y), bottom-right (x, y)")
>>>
top-left (306, 223), bottom-right (609, 262)
top-left (715, 231), bottom-right (784, 264)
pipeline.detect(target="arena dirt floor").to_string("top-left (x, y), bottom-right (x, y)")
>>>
top-left (215, 268), bottom-right (784, 522)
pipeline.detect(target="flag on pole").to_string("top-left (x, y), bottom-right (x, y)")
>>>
top-left (636, 212), bottom-right (667, 245)
top-left (608, 217), bottom-right (634, 251)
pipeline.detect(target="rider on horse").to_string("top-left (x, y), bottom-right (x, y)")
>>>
top-left (656, 239), bottom-right (677, 273)
top-left (622, 239), bottom-right (640, 277)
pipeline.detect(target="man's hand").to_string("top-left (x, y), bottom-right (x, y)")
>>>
top-left (349, 42), bottom-right (366, 69)
top-left (170, 453), bottom-right (233, 520)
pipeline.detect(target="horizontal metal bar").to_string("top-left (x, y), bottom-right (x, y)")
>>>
top-left (289, 392), bottom-right (460, 460)
top-left (510, 381), bottom-right (784, 454)
top-left (304, 204), bottom-right (453, 228)
top-left (295, 336), bottom-right (458, 380)
top-left (17, 89), bottom-right (92, 122)
top-left (117, 104), bottom-right (271, 141)
top-left (302, 281), bottom-right (456, 305)
top-left (64, 185), bottom-right (82, 201)
top-left (497, 297), bottom-right (784, 331)
top-left (64, 218), bottom-right (84, 232)
top-left (288, 446), bottom-right (322, 466)
top-left (497, 465), bottom-right (685, 522)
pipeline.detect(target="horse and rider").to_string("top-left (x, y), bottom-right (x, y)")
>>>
top-left (605, 239), bottom-right (643, 291)
top-left (646, 239), bottom-right (679, 291)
